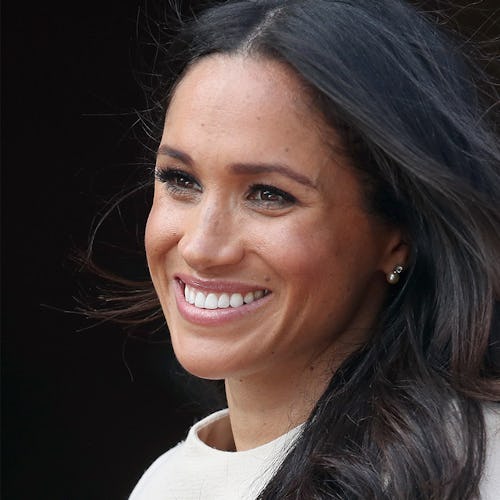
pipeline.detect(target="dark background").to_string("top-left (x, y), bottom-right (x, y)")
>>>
top-left (2, 1), bottom-right (499, 499)
top-left (2, 2), bottom-right (218, 499)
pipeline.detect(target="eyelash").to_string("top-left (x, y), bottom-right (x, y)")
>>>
top-left (155, 168), bottom-right (201, 195)
top-left (154, 167), bottom-right (297, 208)
top-left (247, 184), bottom-right (296, 207)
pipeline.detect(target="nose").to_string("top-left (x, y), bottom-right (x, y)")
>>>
top-left (178, 199), bottom-right (245, 272)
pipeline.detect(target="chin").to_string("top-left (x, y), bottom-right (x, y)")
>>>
top-left (171, 340), bottom-right (235, 381)
top-left (172, 340), bottom-right (265, 381)
top-left (178, 358), bottom-right (226, 380)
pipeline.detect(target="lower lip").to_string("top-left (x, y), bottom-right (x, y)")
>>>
top-left (173, 279), bottom-right (272, 326)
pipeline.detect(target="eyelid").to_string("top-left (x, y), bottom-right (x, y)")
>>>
top-left (250, 183), bottom-right (296, 199)
top-left (247, 183), bottom-right (297, 208)
top-left (155, 166), bottom-right (194, 181)
top-left (154, 167), bottom-right (202, 192)
top-left (155, 166), bottom-right (183, 180)
top-left (155, 168), bottom-right (298, 208)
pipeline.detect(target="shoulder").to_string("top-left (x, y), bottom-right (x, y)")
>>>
top-left (128, 410), bottom-right (230, 500)
top-left (128, 441), bottom-right (186, 500)
top-left (480, 404), bottom-right (500, 500)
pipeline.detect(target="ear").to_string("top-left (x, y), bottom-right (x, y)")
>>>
top-left (380, 228), bottom-right (410, 276)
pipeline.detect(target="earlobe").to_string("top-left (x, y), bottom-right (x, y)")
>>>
top-left (381, 230), bottom-right (410, 279)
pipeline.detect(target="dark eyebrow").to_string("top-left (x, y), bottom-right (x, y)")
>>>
top-left (157, 145), bottom-right (193, 165)
top-left (157, 144), bottom-right (315, 188)
top-left (231, 163), bottom-right (315, 189)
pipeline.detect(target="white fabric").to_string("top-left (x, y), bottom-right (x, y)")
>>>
top-left (480, 404), bottom-right (500, 500)
top-left (130, 405), bottom-right (500, 500)
top-left (129, 409), bottom-right (301, 500)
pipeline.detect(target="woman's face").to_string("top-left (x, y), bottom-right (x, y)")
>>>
top-left (146, 55), bottom-right (406, 381)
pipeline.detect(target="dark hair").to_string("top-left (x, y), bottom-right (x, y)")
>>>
top-left (86, 0), bottom-right (500, 498)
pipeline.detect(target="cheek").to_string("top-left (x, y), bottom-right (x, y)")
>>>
top-left (144, 200), bottom-right (180, 265)
top-left (249, 216), bottom-right (339, 281)
top-left (284, 234), bottom-right (341, 287)
top-left (258, 210), bottom-right (379, 287)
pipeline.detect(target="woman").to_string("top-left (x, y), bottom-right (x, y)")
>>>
top-left (120, 0), bottom-right (500, 498)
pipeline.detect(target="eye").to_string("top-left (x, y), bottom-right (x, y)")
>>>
top-left (247, 184), bottom-right (296, 208)
top-left (155, 168), bottom-right (202, 196)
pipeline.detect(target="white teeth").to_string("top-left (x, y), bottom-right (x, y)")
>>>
top-left (229, 293), bottom-right (244, 308)
top-left (194, 292), bottom-right (206, 308)
top-left (205, 293), bottom-right (218, 310)
top-left (218, 293), bottom-right (230, 308)
top-left (183, 284), bottom-right (268, 310)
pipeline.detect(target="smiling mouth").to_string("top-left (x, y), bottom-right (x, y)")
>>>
top-left (181, 282), bottom-right (270, 310)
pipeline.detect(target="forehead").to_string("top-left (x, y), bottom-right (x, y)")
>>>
top-left (166, 55), bottom-right (321, 135)
top-left (161, 55), bottom-right (357, 198)
top-left (163, 55), bottom-right (335, 171)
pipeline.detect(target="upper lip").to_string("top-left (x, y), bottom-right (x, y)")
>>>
top-left (176, 273), bottom-right (269, 294)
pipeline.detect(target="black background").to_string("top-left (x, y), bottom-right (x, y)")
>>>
top-left (2, 1), bottom-right (499, 499)
top-left (2, 2), bottom-right (216, 499)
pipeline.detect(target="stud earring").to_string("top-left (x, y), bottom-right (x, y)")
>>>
top-left (387, 265), bottom-right (404, 285)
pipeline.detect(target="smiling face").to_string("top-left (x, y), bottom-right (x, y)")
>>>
top-left (145, 55), bottom-right (406, 381)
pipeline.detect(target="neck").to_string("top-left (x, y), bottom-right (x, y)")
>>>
top-left (216, 285), bottom-right (386, 452)
top-left (224, 350), bottom-right (337, 451)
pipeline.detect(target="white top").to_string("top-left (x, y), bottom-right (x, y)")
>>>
top-left (130, 406), bottom-right (500, 500)
top-left (480, 405), bottom-right (500, 500)
top-left (129, 409), bottom-right (302, 500)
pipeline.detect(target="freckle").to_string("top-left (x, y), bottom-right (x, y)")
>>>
top-left (285, 147), bottom-right (289, 153)
top-left (201, 123), bottom-right (205, 127)
top-left (271, 351), bottom-right (275, 355)
top-left (257, 116), bottom-right (261, 120)
top-left (310, 366), bottom-right (314, 371)
top-left (264, 276), bottom-right (270, 282)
